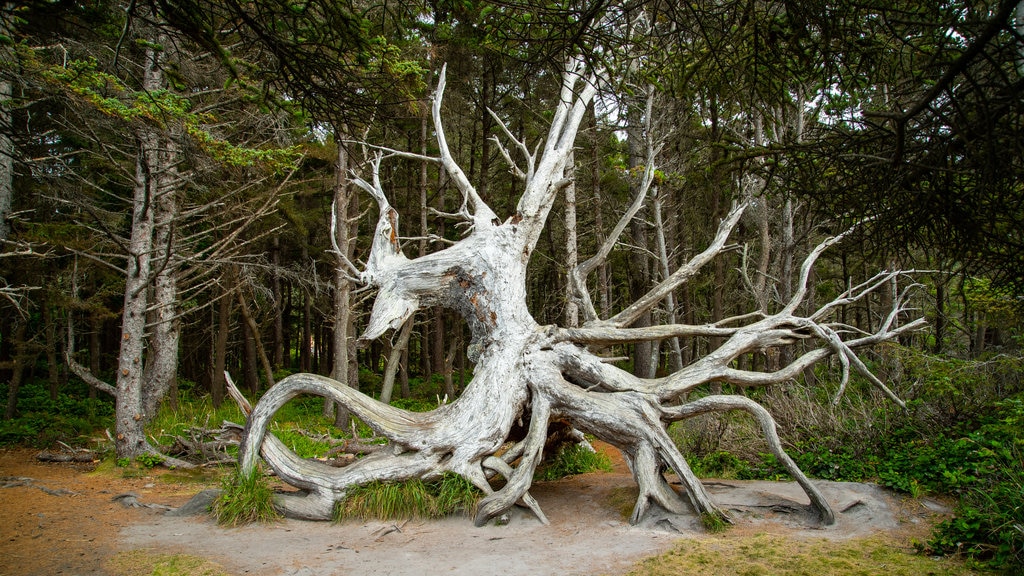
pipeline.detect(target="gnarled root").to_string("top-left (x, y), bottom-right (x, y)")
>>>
top-left (475, 395), bottom-right (552, 526)
top-left (236, 373), bottom-right (453, 520)
top-left (663, 395), bottom-right (835, 525)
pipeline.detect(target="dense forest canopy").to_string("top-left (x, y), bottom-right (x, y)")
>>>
top-left (0, 0), bottom-right (1022, 550)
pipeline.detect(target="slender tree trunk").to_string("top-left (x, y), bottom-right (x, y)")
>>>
top-left (88, 314), bottom-right (102, 400)
top-left (3, 321), bottom-right (28, 420)
top-left (0, 38), bottom-right (13, 243)
top-left (242, 313), bottom-right (260, 395)
top-left (379, 317), bottom-right (414, 405)
top-left (211, 278), bottom-right (233, 408)
top-left (626, 97), bottom-right (655, 378)
top-left (142, 133), bottom-right (180, 419)
top-left (589, 107), bottom-right (610, 319)
top-left (326, 131), bottom-right (357, 427)
top-left (237, 288), bottom-right (275, 391)
top-left (564, 152), bottom-right (579, 328)
top-left (43, 302), bottom-right (60, 401)
top-left (113, 35), bottom-right (167, 458)
top-left (934, 277), bottom-right (946, 354)
top-left (271, 236), bottom-right (285, 368)
top-left (652, 191), bottom-right (683, 373)
top-left (419, 95), bottom-right (432, 381)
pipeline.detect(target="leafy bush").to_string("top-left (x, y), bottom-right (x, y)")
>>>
top-left (535, 443), bottom-right (613, 481)
top-left (334, 473), bottom-right (481, 521)
top-left (925, 398), bottom-right (1024, 572)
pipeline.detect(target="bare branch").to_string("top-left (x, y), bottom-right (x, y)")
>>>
top-left (602, 201), bottom-right (746, 329)
top-left (433, 64), bottom-right (498, 225)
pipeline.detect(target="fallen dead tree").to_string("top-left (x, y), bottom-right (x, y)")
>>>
top-left (234, 60), bottom-right (924, 527)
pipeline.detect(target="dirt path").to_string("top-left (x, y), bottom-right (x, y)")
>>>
top-left (0, 446), bottom-right (949, 576)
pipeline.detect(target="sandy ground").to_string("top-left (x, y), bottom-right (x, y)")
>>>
top-left (0, 446), bottom-right (950, 576)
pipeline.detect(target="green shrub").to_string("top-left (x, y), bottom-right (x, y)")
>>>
top-left (535, 443), bottom-right (613, 481)
top-left (925, 398), bottom-right (1024, 572)
top-left (212, 468), bottom-right (280, 526)
top-left (691, 450), bottom-right (751, 479)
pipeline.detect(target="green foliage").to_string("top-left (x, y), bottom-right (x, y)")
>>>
top-left (212, 468), bottom-right (280, 526)
top-left (333, 473), bottom-right (481, 521)
top-left (0, 379), bottom-right (114, 446)
top-left (690, 451), bottom-right (751, 480)
top-left (135, 452), bottom-right (166, 469)
top-left (32, 53), bottom-right (301, 172)
top-left (925, 398), bottom-right (1024, 572)
top-left (270, 424), bottom-right (332, 459)
top-left (535, 443), bottom-right (613, 481)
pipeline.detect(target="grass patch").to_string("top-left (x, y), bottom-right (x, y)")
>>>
top-left (106, 549), bottom-right (229, 576)
top-left (626, 533), bottom-right (980, 576)
top-left (334, 473), bottom-right (480, 521)
top-left (535, 443), bottom-right (613, 481)
top-left (211, 468), bottom-right (280, 526)
top-left (607, 486), bottom-right (640, 520)
top-left (700, 511), bottom-right (730, 533)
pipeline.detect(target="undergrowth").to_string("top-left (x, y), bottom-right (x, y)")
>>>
top-left (0, 379), bottom-right (113, 446)
top-left (212, 468), bottom-right (280, 526)
top-left (333, 472), bottom-right (480, 521)
top-left (670, 347), bottom-right (1024, 573)
top-left (535, 443), bottom-right (613, 481)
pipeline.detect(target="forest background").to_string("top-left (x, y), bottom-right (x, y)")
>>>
top-left (0, 0), bottom-right (1022, 571)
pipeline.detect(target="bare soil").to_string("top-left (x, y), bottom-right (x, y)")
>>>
top-left (0, 445), bottom-right (951, 576)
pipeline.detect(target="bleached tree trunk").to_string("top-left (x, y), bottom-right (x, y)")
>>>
top-left (652, 190), bottom-right (683, 373)
top-left (237, 61), bottom-right (923, 528)
top-left (564, 151), bottom-right (579, 328)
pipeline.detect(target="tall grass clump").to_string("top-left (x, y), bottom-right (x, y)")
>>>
top-left (334, 473), bottom-right (480, 521)
top-left (535, 443), bottom-right (613, 481)
top-left (212, 468), bottom-right (280, 526)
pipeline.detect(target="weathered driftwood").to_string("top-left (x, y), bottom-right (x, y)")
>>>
top-left (235, 61), bottom-right (924, 527)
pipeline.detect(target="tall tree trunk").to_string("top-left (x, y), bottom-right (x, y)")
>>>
top-left (241, 309), bottom-right (260, 395)
top-left (652, 191), bottom-right (683, 373)
top-left (0, 37), bottom-right (13, 243)
top-left (626, 94), bottom-right (655, 378)
top-left (564, 152), bottom-right (579, 328)
top-left (88, 314), bottom-right (102, 400)
top-left (43, 302), bottom-right (60, 401)
top-left (271, 236), bottom-right (285, 369)
top-left (142, 133), bottom-right (180, 419)
top-left (235, 285), bottom-right (276, 391)
top-left (589, 106), bottom-right (610, 319)
top-left (211, 277), bottom-right (233, 408)
top-left (419, 91), bottom-right (432, 380)
top-left (326, 132), bottom-right (357, 427)
top-left (114, 37), bottom-right (164, 458)
top-left (3, 321), bottom-right (28, 420)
